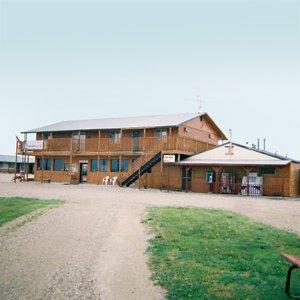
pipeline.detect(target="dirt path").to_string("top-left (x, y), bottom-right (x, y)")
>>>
top-left (0, 175), bottom-right (299, 299)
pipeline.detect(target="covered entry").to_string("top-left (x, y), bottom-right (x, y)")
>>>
top-left (176, 142), bottom-right (300, 197)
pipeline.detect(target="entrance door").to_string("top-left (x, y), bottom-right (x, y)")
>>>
top-left (182, 167), bottom-right (192, 191)
top-left (79, 163), bottom-right (88, 183)
top-left (132, 130), bottom-right (141, 152)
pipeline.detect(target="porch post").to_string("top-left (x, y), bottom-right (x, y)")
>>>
top-left (78, 130), bottom-right (81, 152)
top-left (25, 155), bottom-right (29, 181)
top-left (119, 155), bottom-right (122, 172)
top-left (212, 167), bottom-right (222, 194)
top-left (281, 166), bottom-right (285, 198)
top-left (69, 134), bottom-right (73, 184)
top-left (120, 129), bottom-right (123, 151)
top-left (97, 155), bottom-right (100, 185)
top-left (167, 164), bottom-right (170, 192)
top-left (98, 130), bottom-right (101, 152)
top-left (145, 171), bottom-right (148, 189)
top-left (41, 155), bottom-right (44, 183)
top-left (143, 128), bottom-right (146, 151)
top-left (138, 167), bottom-right (141, 189)
top-left (160, 153), bottom-right (163, 190)
top-left (185, 166), bottom-right (188, 193)
top-left (168, 127), bottom-right (172, 149)
top-left (14, 138), bottom-right (18, 182)
top-left (243, 167), bottom-right (252, 196)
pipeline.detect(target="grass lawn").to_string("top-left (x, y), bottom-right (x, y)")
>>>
top-left (0, 197), bottom-right (63, 227)
top-left (144, 207), bottom-right (300, 299)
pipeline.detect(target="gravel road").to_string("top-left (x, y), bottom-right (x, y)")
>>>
top-left (0, 174), bottom-right (299, 299)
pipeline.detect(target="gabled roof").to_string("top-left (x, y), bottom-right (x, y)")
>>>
top-left (177, 142), bottom-right (299, 166)
top-left (0, 155), bottom-right (35, 164)
top-left (22, 112), bottom-right (225, 136)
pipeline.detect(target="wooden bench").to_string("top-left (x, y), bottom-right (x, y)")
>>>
top-left (281, 253), bottom-right (300, 298)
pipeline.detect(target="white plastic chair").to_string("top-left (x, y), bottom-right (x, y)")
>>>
top-left (102, 176), bottom-right (110, 185)
top-left (110, 176), bottom-right (118, 186)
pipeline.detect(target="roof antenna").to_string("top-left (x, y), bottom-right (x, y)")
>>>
top-left (196, 95), bottom-right (203, 114)
top-left (228, 129), bottom-right (233, 154)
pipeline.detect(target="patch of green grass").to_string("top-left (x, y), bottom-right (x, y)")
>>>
top-left (144, 207), bottom-right (300, 299)
top-left (0, 197), bottom-right (63, 227)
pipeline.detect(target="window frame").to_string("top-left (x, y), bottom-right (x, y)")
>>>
top-left (110, 159), bottom-right (120, 172)
top-left (109, 130), bottom-right (121, 143)
top-left (44, 158), bottom-right (52, 171)
top-left (121, 159), bottom-right (129, 172)
top-left (99, 159), bottom-right (107, 172)
top-left (53, 158), bottom-right (63, 171)
top-left (90, 159), bottom-right (99, 172)
top-left (154, 128), bottom-right (168, 139)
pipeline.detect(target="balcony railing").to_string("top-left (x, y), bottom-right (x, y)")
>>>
top-left (20, 136), bottom-right (211, 154)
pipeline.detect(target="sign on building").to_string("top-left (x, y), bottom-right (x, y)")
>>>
top-left (163, 154), bottom-right (176, 163)
top-left (24, 140), bottom-right (44, 150)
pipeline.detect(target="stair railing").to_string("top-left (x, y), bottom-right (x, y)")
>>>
top-left (118, 141), bottom-right (161, 186)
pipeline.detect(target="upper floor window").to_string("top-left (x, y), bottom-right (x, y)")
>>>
top-left (72, 132), bottom-right (86, 140)
top-left (154, 128), bottom-right (167, 139)
top-left (43, 132), bottom-right (52, 140)
top-left (109, 130), bottom-right (121, 143)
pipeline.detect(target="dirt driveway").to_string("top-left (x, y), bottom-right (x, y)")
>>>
top-left (0, 175), bottom-right (300, 299)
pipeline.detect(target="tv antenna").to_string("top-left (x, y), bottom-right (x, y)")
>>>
top-left (196, 95), bottom-right (203, 114)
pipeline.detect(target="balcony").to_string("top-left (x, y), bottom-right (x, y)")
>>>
top-left (19, 136), bottom-right (211, 155)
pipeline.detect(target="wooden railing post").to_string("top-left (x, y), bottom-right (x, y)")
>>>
top-left (138, 167), bottom-right (141, 189)
top-left (97, 155), bottom-right (100, 185)
top-left (281, 166), bottom-right (285, 198)
top-left (120, 129), bottom-right (123, 151)
top-left (41, 155), bottom-right (44, 183)
top-left (98, 130), bottom-right (101, 152)
top-left (14, 139), bottom-right (18, 182)
top-left (143, 128), bottom-right (146, 151)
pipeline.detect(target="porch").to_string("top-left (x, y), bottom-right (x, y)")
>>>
top-left (181, 165), bottom-right (289, 197)
top-left (18, 136), bottom-right (211, 155)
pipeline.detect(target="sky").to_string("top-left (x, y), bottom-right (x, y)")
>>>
top-left (0, 0), bottom-right (299, 158)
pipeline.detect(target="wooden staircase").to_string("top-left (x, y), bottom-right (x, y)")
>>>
top-left (120, 150), bottom-right (162, 187)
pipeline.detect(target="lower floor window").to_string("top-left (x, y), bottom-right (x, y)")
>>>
top-left (110, 159), bottom-right (119, 172)
top-left (121, 159), bottom-right (129, 171)
top-left (37, 158), bottom-right (42, 170)
top-left (54, 159), bottom-right (63, 171)
top-left (44, 159), bottom-right (52, 171)
top-left (90, 159), bottom-right (98, 172)
top-left (63, 162), bottom-right (69, 171)
top-left (100, 159), bottom-right (107, 172)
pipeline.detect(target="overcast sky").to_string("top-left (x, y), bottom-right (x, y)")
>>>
top-left (0, 1), bottom-right (299, 158)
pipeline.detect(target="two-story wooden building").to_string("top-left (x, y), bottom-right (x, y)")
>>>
top-left (18, 113), bottom-right (226, 189)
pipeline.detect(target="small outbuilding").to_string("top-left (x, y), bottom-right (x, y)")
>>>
top-left (174, 142), bottom-right (300, 197)
top-left (0, 155), bottom-right (35, 174)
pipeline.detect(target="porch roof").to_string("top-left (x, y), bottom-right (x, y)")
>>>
top-left (176, 142), bottom-right (296, 167)
top-left (177, 159), bottom-right (291, 167)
